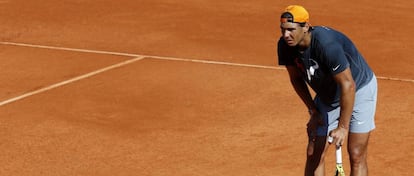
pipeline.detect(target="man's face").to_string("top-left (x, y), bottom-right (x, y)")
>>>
top-left (280, 22), bottom-right (306, 47)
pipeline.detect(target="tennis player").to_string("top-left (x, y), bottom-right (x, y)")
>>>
top-left (277, 5), bottom-right (377, 176)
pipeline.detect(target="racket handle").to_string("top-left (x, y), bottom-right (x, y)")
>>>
top-left (335, 146), bottom-right (343, 164)
top-left (327, 136), bottom-right (343, 164)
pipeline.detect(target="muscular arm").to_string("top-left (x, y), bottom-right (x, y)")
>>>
top-left (331, 67), bottom-right (355, 145)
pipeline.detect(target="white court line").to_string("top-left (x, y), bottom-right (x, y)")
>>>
top-left (376, 76), bottom-right (414, 83)
top-left (0, 41), bottom-right (413, 83)
top-left (0, 56), bottom-right (145, 106)
top-left (148, 55), bottom-right (284, 70)
top-left (0, 41), bottom-right (284, 70)
top-left (0, 41), bottom-right (140, 57)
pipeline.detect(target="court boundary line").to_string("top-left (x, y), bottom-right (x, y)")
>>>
top-left (0, 56), bottom-right (145, 106)
top-left (1, 41), bottom-right (413, 83)
top-left (0, 41), bottom-right (284, 70)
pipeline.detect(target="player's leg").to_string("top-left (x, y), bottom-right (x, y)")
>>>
top-left (348, 132), bottom-right (370, 176)
top-left (305, 96), bottom-right (332, 176)
top-left (305, 136), bottom-right (330, 176)
top-left (347, 75), bottom-right (377, 176)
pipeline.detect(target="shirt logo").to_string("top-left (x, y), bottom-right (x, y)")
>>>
top-left (306, 58), bottom-right (319, 81)
top-left (332, 65), bottom-right (341, 72)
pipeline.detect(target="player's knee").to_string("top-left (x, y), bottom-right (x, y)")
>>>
top-left (348, 147), bottom-right (367, 165)
top-left (307, 143), bottom-right (314, 156)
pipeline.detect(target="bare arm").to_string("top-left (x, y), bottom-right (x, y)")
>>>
top-left (286, 65), bottom-right (317, 113)
top-left (286, 65), bottom-right (324, 141)
top-left (330, 67), bottom-right (356, 146)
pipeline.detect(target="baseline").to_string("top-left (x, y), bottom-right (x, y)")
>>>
top-left (1, 41), bottom-right (413, 83)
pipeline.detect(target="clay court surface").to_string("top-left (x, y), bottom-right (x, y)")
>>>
top-left (0, 0), bottom-right (413, 175)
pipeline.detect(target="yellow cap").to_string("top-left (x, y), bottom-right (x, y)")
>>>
top-left (280, 5), bottom-right (309, 23)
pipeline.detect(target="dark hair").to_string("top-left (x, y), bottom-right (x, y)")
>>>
top-left (281, 12), bottom-right (306, 27)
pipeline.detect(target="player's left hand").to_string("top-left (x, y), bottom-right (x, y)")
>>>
top-left (307, 111), bottom-right (324, 141)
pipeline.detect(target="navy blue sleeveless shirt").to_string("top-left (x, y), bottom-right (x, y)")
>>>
top-left (278, 26), bottom-right (373, 107)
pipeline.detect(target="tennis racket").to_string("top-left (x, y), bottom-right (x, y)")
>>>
top-left (328, 136), bottom-right (345, 176)
top-left (334, 146), bottom-right (345, 176)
